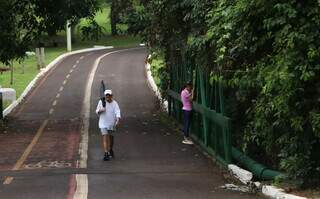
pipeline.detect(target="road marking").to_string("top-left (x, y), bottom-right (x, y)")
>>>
top-left (73, 48), bottom-right (142, 199)
top-left (52, 100), bottom-right (57, 106)
top-left (56, 93), bottom-right (60, 98)
top-left (72, 175), bottom-right (88, 199)
top-left (73, 64), bottom-right (77, 68)
top-left (70, 69), bottom-right (74, 73)
top-left (3, 119), bottom-right (49, 185)
top-left (63, 80), bottom-right (67, 85)
top-left (80, 56), bottom-right (84, 60)
top-left (76, 60), bottom-right (79, 64)
top-left (59, 86), bottom-right (64, 92)
top-left (49, 108), bottom-right (54, 115)
top-left (66, 74), bottom-right (70, 79)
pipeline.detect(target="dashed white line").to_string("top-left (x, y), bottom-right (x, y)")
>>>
top-left (59, 86), bottom-right (64, 92)
top-left (76, 60), bottom-right (79, 64)
top-left (70, 69), bottom-right (74, 73)
top-left (52, 100), bottom-right (57, 106)
top-left (66, 74), bottom-right (70, 79)
top-left (73, 65), bottom-right (77, 68)
top-left (56, 93), bottom-right (60, 98)
top-left (63, 80), bottom-right (67, 85)
top-left (80, 56), bottom-right (84, 60)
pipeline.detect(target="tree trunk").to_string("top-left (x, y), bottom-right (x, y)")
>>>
top-left (110, 0), bottom-right (118, 36)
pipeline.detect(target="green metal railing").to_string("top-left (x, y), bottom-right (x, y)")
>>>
top-left (166, 53), bottom-right (282, 179)
top-left (167, 59), bottom-right (232, 166)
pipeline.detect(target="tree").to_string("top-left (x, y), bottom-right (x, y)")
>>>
top-left (0, 0), bottom-right (39, 64)
top-left (0, 0), bottom-right (100, 64)
top-left (108, 0), bottom-right (133, 35)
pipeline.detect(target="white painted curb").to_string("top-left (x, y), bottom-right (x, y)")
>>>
top-left (227, 164), bottom-right (307, 198)
top-left (228, 164), bottom-right (253, 184)
top-left (3, 46), bottom-right (113, 117)
top-left (262, 185), bottom-right (306, 199)
top-left (145, 56), bottom-right (168, 111)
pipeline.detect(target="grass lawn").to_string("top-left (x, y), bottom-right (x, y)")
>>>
top-left (0, 3), bottom-right (141, 110)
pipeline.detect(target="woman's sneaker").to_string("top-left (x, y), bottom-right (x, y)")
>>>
top-left (182, 139), bottom-right (194, 145)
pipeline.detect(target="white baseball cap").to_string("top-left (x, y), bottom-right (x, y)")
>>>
top-left (104, 89), bottom-right (112, 95)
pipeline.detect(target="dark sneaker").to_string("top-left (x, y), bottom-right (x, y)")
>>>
top-left (103, 153), bottom-right (110, 161)
top-left (110, 149), bottom-right (114, 158)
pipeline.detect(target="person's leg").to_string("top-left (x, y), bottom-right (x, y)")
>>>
top-left (102, 134), bottom-right (110, 161)
top-left (185, 110), bottom-right (191, 139)
top-left (110, 135), bottom-right (114, 156)
top-left (106, 134), bottom-right (111, 152)
top-left (183, 110), bottom-right (191, 138)
top-left (102, 135), bottom-right (107, 153)
top-left (182, 110), bottom-right (193, 144)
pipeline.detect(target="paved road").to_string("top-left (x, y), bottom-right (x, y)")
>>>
top-left (0, 47), bottom-right (262, 199)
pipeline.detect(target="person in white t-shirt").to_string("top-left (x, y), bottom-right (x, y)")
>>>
top-left (96, 89), bottom-right (121, 161)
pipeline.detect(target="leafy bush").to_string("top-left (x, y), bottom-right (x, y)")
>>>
top-left (128, 0), bottom-right (320, 186)
top-left (81, 20), bottom-right (104, 41)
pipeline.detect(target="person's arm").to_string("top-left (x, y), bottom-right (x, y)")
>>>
top-left (96, 100), bottom-right (105, 115)
top-left (188, 90), bottom-right (194, 101)
top-left (114, 101), bottom-right (121, 126)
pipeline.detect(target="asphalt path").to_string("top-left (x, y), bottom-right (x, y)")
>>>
top-left (0, 47), bottom-right (262, 199)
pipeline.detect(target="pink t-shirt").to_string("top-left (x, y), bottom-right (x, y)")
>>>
top-left (181, 88), bottom-right (192, 111)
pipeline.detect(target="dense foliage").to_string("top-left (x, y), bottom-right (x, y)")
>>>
top-left (128, 0), bottom-right (320, 185)
top-left (0, 0), bottom-right (99, 64)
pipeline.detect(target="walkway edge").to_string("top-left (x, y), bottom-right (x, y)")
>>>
top-left (145, 55), bottom-right (168, 111)
top-left (3, 46), bottom-right (113, 117)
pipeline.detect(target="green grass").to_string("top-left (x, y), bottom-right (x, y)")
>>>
top-left (150, 57), bottom-right (165, 87)
top-left (1, 3), bottom-right (141, 110)
top-left (0, 47), bottom-right (68, 108)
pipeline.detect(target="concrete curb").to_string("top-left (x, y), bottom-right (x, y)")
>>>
top-left (145, 55), bottom-right (168, 112)
top-left (3, 46), bottom-right (113, 117)
top-left (144, 55), bottom-right (307, 199)
top-left (228, 161), bottom-right (307, 198)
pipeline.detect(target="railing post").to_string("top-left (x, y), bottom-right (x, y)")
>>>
top-left (223, 119), bottom-right (232, 163)
top-left (198, 69), bottom-right (209, 146)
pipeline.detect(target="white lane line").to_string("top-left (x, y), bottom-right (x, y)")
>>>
top-left (63, 80), bottom-right (67, 85)
top-left (80, 56), bottom-right (84, 60)
top-left (73, 64), bottom-right (77, 68)
top-left (49, 108), bottom-right (54, 115)
top-left (52, 100), bottom-right (57, 106)
top-left (73, 47), bottom-right (142, 199)
top-left (76, 60), bottom-right (79, 64)
top-left (59, 86), bottom-right (64, 92)
top-left (66, 74), bottom-right (70, 79)
top-left (56, 93), bottom-right (60, 98)
top-left (70, 69), bottom-right (74, 73)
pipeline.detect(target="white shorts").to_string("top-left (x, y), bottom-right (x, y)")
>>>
top-left (100, 128), bottom-right (114, 135)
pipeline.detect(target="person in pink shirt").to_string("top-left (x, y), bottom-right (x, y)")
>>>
top-left (180, 82), bottom-right (194, 145)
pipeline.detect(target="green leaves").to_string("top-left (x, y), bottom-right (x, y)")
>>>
top-left (129, 0), bottom-right (320, 185)
top-left (0, 0), bottom-right (100, 64)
